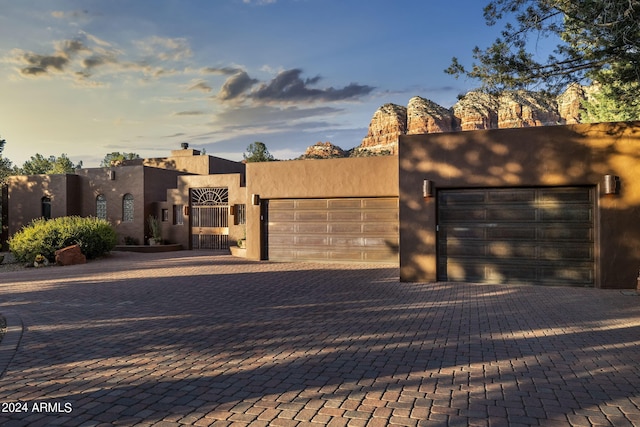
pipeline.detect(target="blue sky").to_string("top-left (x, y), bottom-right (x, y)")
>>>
top-left (1, 0), bottom-right (511, 167)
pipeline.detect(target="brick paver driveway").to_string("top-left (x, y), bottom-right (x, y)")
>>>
top-left (0, 251), bottom-right (639, 426)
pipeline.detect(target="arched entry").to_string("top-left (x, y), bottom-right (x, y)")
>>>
top-left (190, 187), bottom-right (229, 249)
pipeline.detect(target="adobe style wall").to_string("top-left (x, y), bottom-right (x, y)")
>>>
top-left (5, 174), bottom-right (81, 237)
top-left (244, 156), bottom-right (399, 260)
top-left (399, 121), bottom-right (640, 288)
top-left (158, 173), bottom-right (246, 249)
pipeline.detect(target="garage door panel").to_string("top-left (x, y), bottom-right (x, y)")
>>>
top-left (538, 245), bottom-right (593, 261)
top-left (440, 192), bottom-right (486, 205)
top-left (296, 211), bottom-right (328, 221)
top-left (328, 199), bottom-right (362, 209)
top-left (486, 226), bottom-right (537, 240)
top-left (268, 197), bottom-right (398, 263)
top-left (295, 199), bottom-right (329, 209)
top-left (539, 226), bottom-right (593, 241)
top-left (363, 223), bottom-right (399, 234)
top-left (329, 211), bottom-right (363, 221)
top-left (540, 208), bottom-right (592, 222)
top-left (438, 187), bottom-right (595, 286)
top-left (486, 208), bottom-right (537, 221)
top-left (296, 223), bottom-right (329, 233)
top-left (488, 190), bottom-right (536, 203)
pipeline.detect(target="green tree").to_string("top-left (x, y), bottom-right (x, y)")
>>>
top-left (446, 0), bottom-right (640, 105)
top-left (100, 152), bottom-right (141, 167)
top-left (243, 142), bottom-right (275, 163)
top-left (16, 153), bottom-right (82, 175)
top-left (0, 135), bottom-right (12, 183)
top-left (581, 77), bottom-right (640, 123)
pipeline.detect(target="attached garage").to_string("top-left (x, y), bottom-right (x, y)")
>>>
top-left (437, 186), bottom-right (595, 286)
top-left (267, 197), bottom-right (399, 263)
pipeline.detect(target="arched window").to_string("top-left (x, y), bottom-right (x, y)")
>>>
top-left (96, 194), bottom-right (107, 220)
top-left (122, 194), bottom-right (134, 222)
top-left (41, 196), bottom-right (51, 220)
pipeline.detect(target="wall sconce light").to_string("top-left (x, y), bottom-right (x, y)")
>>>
top-left (183, 206), bottom-right (190, 216)
top-left (423, 179), bottom-right (434, 199)
top-left (229, 205), bottom-right (236, 215)
top-left (108, 170), bottom-right (116, 180)
top-left (251, 194), bottom-right (260, 205)
top-left (603, 174), bottom-right (620, 195)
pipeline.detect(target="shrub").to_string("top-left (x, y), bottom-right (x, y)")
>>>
top-left (9, 216), bottom-right (117, 263)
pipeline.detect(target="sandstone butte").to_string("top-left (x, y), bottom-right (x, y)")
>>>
top-left (299, 84), bottom-right (589, 159)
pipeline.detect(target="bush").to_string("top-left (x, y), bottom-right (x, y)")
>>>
top-left (9, 216), bottom-right (117, 263)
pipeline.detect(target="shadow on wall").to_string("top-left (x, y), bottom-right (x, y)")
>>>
top-left (399, 121), bottom-right (640, 288)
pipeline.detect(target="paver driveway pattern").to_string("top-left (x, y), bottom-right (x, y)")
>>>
top-left (0, 251), bottom-right (639, 426)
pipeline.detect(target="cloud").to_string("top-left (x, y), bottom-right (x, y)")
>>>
top-left (10, 39), bottom-right (91, 76)
top-left (134, 36), bottom-right (192, 61)
top-left (201, 66), bottom-right (242, 75)
top-left (217, 70), bottom-right (259, 101)
top-left (188, 80), bottom-right (213, 92)
top-left (6, 33), bottom-right (192, 84)
top-left (217, 68), bottom-right (375, 104)
top-left (174, 110), bottom-right (206, 116)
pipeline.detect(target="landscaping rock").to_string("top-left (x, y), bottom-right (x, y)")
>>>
top-left (55, 245), bottom-right (87, 266)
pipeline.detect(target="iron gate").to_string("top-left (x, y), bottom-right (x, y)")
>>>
top-left (190, 187), bottom-right (229, 249)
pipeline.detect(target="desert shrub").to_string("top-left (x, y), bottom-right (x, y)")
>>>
top-left (9, 216), bottom-right (117, 263)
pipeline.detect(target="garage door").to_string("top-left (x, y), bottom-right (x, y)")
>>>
top-left (267, 198), bottom-right (398, 263)
top-left (437, 187), bottom-right (595, 286)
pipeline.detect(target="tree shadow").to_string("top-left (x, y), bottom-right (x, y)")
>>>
top-left (0, 255), bottom-right (639, 425)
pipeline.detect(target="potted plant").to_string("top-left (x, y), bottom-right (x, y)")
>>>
top-left (147, 215), bottom-right (162, 245)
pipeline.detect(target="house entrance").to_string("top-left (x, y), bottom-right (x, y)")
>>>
top-left (190, 187), bottom-right (229, 250)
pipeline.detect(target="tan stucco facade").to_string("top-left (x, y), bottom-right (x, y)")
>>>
top-left (399, 121), bottom-right (640, 288)
top-left (244, 156), bottom-right (399, 260)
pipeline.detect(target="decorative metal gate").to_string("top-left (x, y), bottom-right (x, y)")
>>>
top-left (190, 187), bottom-right (229, 249)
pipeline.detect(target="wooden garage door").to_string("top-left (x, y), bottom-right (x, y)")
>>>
top-left (267, 198), bottom-right (398, 263)
top-left (437, 187), bottom-right (595, 286)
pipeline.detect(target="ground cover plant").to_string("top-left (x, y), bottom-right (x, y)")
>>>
top-left (9, 216), bottom-right (116, 263)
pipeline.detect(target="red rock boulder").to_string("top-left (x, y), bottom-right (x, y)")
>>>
top-left (55, 244), bottom-right (87, 266)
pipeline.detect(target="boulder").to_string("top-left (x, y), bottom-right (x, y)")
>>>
top-left (55, 244), bottom-right (87, 266)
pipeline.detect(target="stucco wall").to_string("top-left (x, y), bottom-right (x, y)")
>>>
top-left (156, 173), bottom-right (246, 249)
top-left (245, 156), bottom-right (399, 260)
top-left (399, 121), bottom-right (640, 288)
top-left (6, 174), bottom-right (81, 237)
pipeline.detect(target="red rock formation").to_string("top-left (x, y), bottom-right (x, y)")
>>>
top-left (300, 86), bottom-right (588, 159)
top-left (298, 142), bottom-right (346, 159)
top-left (407, 96), bottom-right (454, 134)
top-left (557, 83), bottom-right (586, 124)
top-left (497, 91), bottom-right (560, 128)
top-left (452, 91), bottom-right (499, 131)
top-left (359, 103), bottom-right (407, 154)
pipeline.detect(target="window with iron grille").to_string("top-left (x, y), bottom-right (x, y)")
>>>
top-left (96, 195), bottom-right (107, 220)
top-left (122, 194), bottom-right (134, 222)
top-left (173, 204), bottom-right (184, 225)
top-left (41, 196), bottom-right (51, 220)
top-left (235, 204), bottom-right (246, 225)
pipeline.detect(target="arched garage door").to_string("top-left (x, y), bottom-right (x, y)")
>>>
top-left (437, 187), bottom-right (595, 286)
top-left (267, 198), bottom-right (399, 263)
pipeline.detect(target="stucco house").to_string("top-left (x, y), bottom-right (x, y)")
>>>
top-left (2, 121), bottom-right (640, 289)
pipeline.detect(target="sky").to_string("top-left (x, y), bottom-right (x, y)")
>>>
top-left (1, 0), bottom-right (514, 167)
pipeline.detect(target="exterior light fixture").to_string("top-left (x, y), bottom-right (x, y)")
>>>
top-left (251, 194), bottom-right (260, 205)
top-left (603, 174), bottom-right (620, 195)
top-left (423, 179), bottom-right (434, 199)
top-left (108, 170), bottom-right (116, 180)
